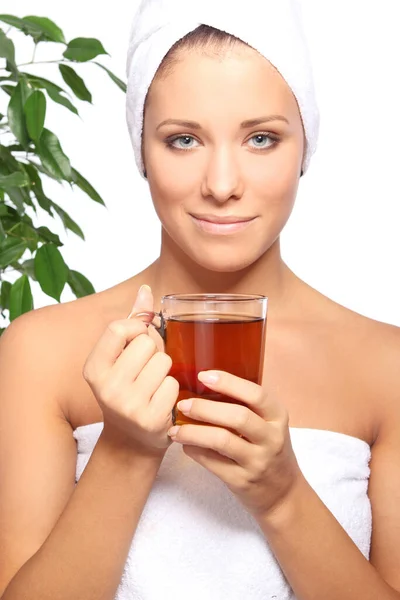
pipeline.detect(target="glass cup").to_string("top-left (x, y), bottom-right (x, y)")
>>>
top-left (135, 293), bottom-right (268, 427)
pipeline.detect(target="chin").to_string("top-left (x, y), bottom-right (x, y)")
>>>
top-left (188, 247), bottom-right (264, 273)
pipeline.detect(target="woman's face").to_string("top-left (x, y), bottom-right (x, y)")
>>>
top-left (142, 43), bottom-right (305, 272)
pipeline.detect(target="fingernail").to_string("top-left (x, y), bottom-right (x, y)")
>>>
top-left (198, 371), bottom-right (219, 384)
top-left (168, 426), bottom-right (180, 437)
top-left (137, 284), bottom-right (151, 303)
top-left (177, 399), bottom-right (192, 413)
top-left (128, 284), bottom-right (152, 318)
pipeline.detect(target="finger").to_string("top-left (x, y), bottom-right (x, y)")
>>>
top-left (133, 351), bottom-right (174, 401)
top-left (83, 318), bottom-right (149, 383)
top-left (182, 446), bottom-right (249, 495)
top-left (182, 444), bottom-right (239, 475)
top-left (112, 333), bottom-right (158, 383)
top-left (147, 320), bottom-right (165, 352)
top-left (198, 371), bottom-right (283, 421)
top-left (127, 284), bottom-right (154, 319)
top-left (177, 398), bottom-right (267, 445)
top-left (83, 284), bottom-right (156, 383)
top-left (129, 284), bottom-right (164, 351)
top-left (149, 375), bottom-right (179, 421)
top-left (169, 423), bottom-right (253, 467)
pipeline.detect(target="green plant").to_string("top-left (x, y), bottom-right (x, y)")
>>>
top-left (0, 14), bottom-right (126, 336)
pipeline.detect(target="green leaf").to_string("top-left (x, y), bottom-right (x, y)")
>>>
top-left (63, 38), bottom-right (108, 62)
top-left (0, 15), bottom-right (65, 45)
top-left (1, 84), bottom-right (15, 96)
top-left (26, 75), bottom-right (64, 95)
top-left (24, 90), bottom-right (46, 142)
top-left (0, 218), bottom-right (5, 242)
top-left (47, 87), bottom-right (79, 115)
top-left (0, 28), bottom-right (16, 67)
top-left (0, 203), bottom-right (18, 218)
top-left (0, 144), bottom-right (23, 171)
top-left (36, 225), bottom-right (62, 246)
top-left (0, 152), bottom-right (36, 213)
top-left (94, 62), bottom-right (126, 93)
top-left (21, 16), bottom-right (66, 44)
top-left (0, 172), bottom-right (30, 188)
top-left (7, 81), bottom-right (30, 148)
top-left (0, 15), bottom-right (27, 30)
top-left (9, 221), bottom-right (39, 253)
top-left (0, 159), bottom-right (33, 214)
top-left (26, 74), bottom-right (79, 116)
top-left (9, 274), bottom-right (33, 321)
top-left (50, 200), bottom-right (85, 240)
top-left (0, 237), bottom-right (27, 268)
top-left (0, 213), bottom-right (20, 233)
top-left (71, 168), bottom-right (105, 206)
top-left (68, 269), bottom-right (95, 298)
top-left (4, 187), bottom-right (26, 215)
top-left (59, 64), bottom-right (92, 103)
top-left (23, 163), bottom-right (53, 215)
top-left (17, 164), bottom-right (36, 212)
top-left (34, 243), bottom-right (68, 302)
top-left (0, 279), bottom-right (11, 310)
top-left (11, 257), bottom-right (36, 280)
top-left (37, 128), bottom-right (71, 180)
top-left (3, 144), bottom-right (28, 151)
top-left (27, 159), bottom-right (60, 182)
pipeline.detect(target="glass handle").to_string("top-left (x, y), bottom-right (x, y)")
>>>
top-left (130, 310), bottom-right (166, 342)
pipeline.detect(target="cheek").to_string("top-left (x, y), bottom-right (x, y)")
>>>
top-left (254, 170), bottom-right (299, 216)
top-left (149, 183), bottom-right (187, 234)
top-left (146, 138), bottom-right (199, 190)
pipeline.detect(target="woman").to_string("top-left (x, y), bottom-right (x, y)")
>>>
top-left (1, 0), bottom-right (400, 598)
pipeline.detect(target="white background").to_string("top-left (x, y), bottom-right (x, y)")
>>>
top-left (1, 1), bottom-right (399, 326)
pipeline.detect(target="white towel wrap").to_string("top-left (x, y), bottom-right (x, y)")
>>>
top-left (73, 423), bottom-right (371, 599)
top-left (125, 0), bottom-right (320, 179)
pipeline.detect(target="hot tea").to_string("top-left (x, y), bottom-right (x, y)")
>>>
top-left (165, 313), bottom-right (266, 426)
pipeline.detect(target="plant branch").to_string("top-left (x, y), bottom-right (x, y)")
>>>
top-left (17, 59), bottom-right (70, 67)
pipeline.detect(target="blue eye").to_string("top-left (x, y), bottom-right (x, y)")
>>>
top-left (166, 135), bottom-right (199, 150)
top-left (165, 132), bottom-right (279, 152)
top-left (248, 133), bottom-right (276, 149)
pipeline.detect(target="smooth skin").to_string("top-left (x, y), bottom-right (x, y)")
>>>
top-left (1, 42), bottom-right (400, 600)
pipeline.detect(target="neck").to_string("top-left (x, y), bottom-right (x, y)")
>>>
top-left (143, 231), bottom-right (299, 319)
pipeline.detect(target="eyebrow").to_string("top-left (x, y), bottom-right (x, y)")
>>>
top-left (156, 115), bottom-right (289, 131)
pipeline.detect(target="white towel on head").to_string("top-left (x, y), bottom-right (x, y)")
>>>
top-left (126, 0), bottom-right (320, 178)
top-left (73, 424), bottom-right (371, 599)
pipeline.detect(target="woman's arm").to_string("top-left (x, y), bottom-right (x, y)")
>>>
top-left (256, 397), bottom-right (400, 599)
top-left (3, 430), bottom-right (163, 600)
top-left (0, 311), bottom-right (164, 600)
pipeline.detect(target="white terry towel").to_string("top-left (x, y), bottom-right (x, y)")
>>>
top-left (125, 0), bottom-right (320, 179)
top-left (73, 424), bottom-right (372, 600)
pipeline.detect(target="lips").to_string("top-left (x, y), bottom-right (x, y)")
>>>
top-left (189, 214), bottom-right (256, 235)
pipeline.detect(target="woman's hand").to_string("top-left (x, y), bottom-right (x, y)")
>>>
top-left (82, 285), bottom-right (178, 455)
top-left (167, 370), bottom-right (303, 519)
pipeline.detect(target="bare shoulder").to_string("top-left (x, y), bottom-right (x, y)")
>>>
top-left (308, 284), bottom-right (400, 439)
top-left (2, 274), bottom-right (144, 430)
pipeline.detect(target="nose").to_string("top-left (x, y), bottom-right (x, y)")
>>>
top-left (201, 146), bottom-right (245, 204)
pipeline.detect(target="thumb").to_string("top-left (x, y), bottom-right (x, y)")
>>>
top-left (128, 284), bottom-right (154, 319)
